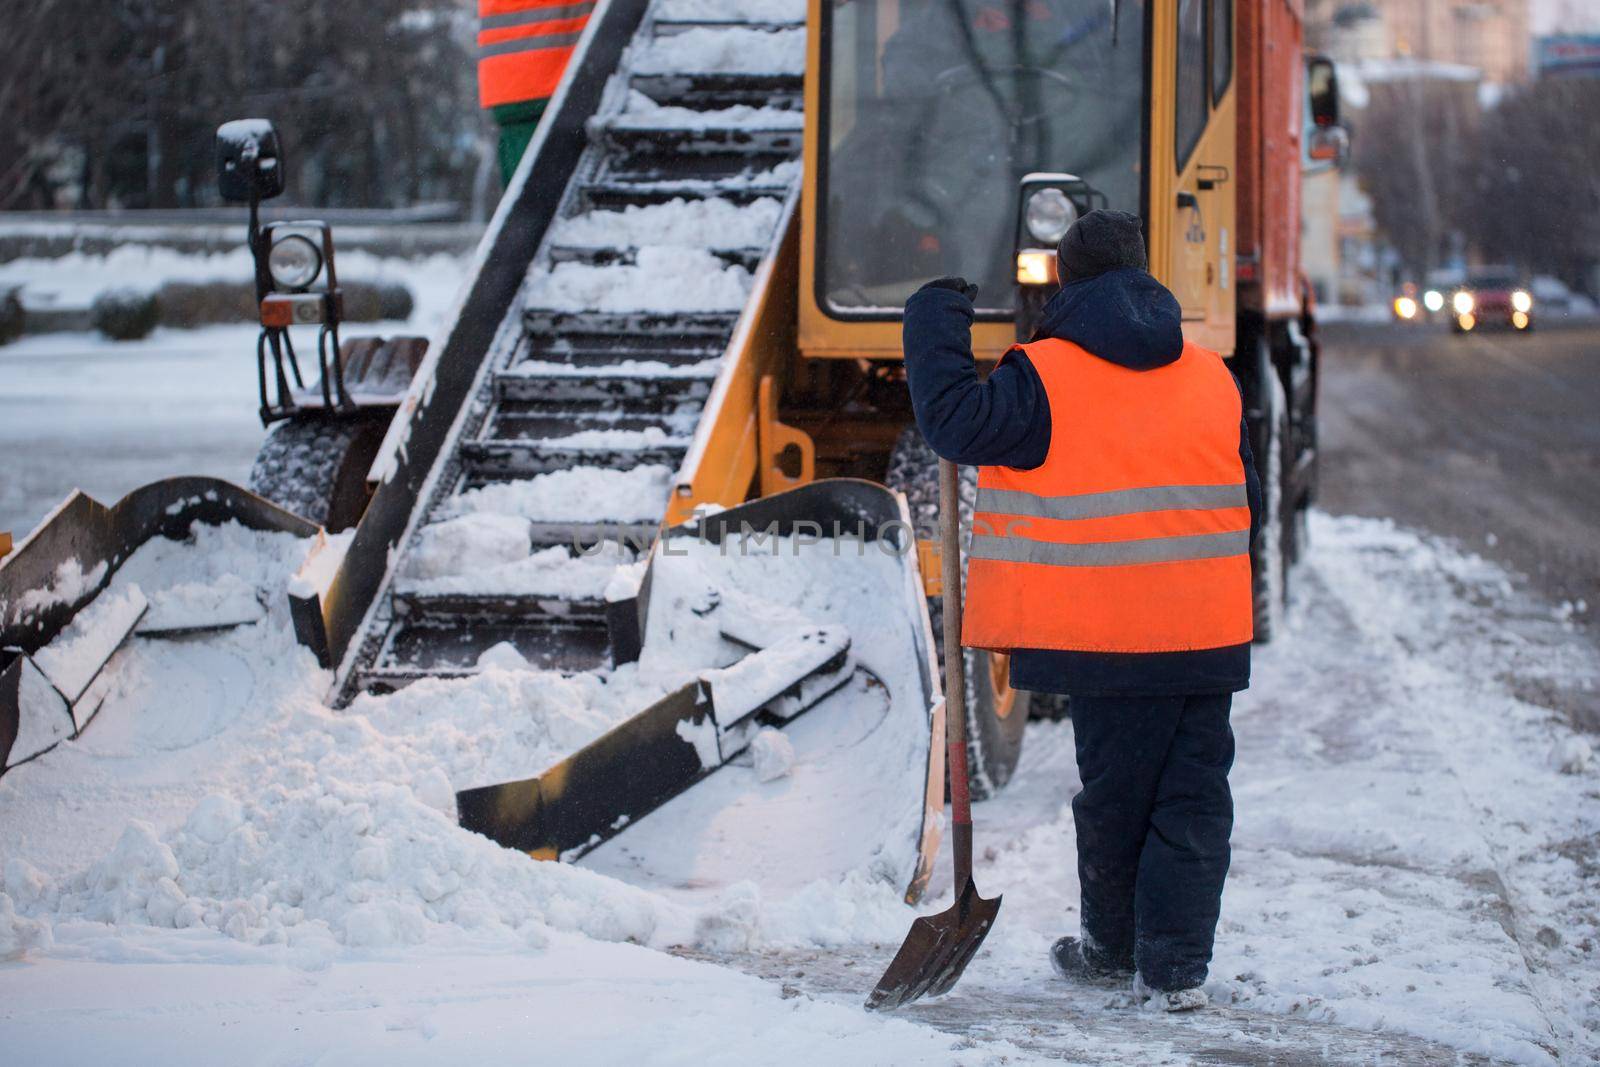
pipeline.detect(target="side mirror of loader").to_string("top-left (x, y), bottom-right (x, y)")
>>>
top-left (216, 119), bottom-right (286, 203)
top-left (1307, 57), bottom-right (1340, 129)
top-left (1304, 57), bottom-right (1350, 170)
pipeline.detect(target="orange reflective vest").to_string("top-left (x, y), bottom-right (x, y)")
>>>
top-left (963, 337), bottom-right (1253, 654)
top-left (478, 0), bottom-right (594, 109)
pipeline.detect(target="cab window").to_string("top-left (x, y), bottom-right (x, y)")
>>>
top-left (1175, 0), bottom-right (1207, 169)
top-left (819, 0), bottom-right (1149, 318)
top-left (1211, 0), bottom-right (1232, 102)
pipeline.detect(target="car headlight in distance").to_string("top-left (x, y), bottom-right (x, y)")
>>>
top-left (1394, 296), bottom-right (1418, 320)
top-left (1025, 188), bottom-right (1078, 245)
top-left (1511, 289), bottom-right (1533, 313)
top-left (268, 234), bottom-right (323, 291)
top-left (1423, 289), bottom-right (1444, 313)
top-left (1452, 290), bottom-right (1474, 315)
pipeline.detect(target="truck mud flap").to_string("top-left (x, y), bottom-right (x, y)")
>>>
top-left (456, 479), bottom-right (946, 904)
top-left (0, 478), bottom-right (316, 773)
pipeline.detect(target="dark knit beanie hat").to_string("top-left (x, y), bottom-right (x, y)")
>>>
top-left (1057, 209), bottom-right (1147, 280)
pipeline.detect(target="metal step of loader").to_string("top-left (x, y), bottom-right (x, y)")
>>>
top-left (653, 19), bottom-right (803, 34)
top-left (495, 363), bottom-right (719, 406)
top-left (486, 406), bottom-right (702, 443)
top-left (577, 180), bottom-right (788, 209)
top-left (393, 589), bottom-right (609, 624)
top-left (460, 437), bottom-right (690, 478)
top-left (629, 74), bottom-right (801, 112)
top-left (601, 121), bottom-right (803, 158)
top-left (523, 308), bottom-right (739, 338)
top-left (549, 244), bottom-right (765, 271)
top-left (358, 618), bottom-right (614, 693)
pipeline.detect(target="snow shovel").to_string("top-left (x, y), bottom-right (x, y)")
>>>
top-left (866, 458), bottom-right (1001, 1011)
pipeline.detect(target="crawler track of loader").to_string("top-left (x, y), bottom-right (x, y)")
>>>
top-left (334, 0), bottom-right (806, 699)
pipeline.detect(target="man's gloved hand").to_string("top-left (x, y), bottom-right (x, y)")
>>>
top-left (918, 276), bottom-right (980, 303)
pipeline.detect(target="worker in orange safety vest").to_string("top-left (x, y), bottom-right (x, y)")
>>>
top-left (478, 0), bottom-right (595, 182)
top-left (902, 209), bottom-right (1262, 1013)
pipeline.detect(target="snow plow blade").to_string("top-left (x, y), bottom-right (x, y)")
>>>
top-left (457, 480), bottom-right (948, 904)
top-left (0, 478), bottom-right (316, 773)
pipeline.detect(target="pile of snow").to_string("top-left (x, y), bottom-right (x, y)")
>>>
top-left (526, 246), bottom-right (753, 312)
top-left (611, 90), bottom-right (804, 131)
top-left (554, 196), bottom-right (783, 250)
top-left (635, 27), bottom-right (805, 75)
top-left (118, 521), bottom-right (305, 630)
top-left (2, 515), bottom-right (936, 965)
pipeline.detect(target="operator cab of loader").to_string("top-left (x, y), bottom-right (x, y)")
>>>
top-left (799, 0), bottom-right (1242, 362)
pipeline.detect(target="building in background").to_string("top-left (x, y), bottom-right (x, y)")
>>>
top-left (1535, 35), bottom-right (1600, 77)
top-left (1307, 1), bottom-right (1531, 84)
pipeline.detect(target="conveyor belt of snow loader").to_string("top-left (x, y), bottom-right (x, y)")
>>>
top-left (290, 0), bottom-right (807, 694)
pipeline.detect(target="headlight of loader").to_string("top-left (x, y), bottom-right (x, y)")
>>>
top-left (1452, 290), bottom-right (1475, 315)
top-left (1423, 289), bottom-right (1444, 313)
top-left (1511, 289), bottom-right (1533, 313)
top-left (268, 234), bottom-right (323, 291)
top-left (1024, 188), bottom-right (1078, 245)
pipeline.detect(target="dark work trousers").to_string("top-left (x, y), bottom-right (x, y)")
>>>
top-left (1069, 693), bottom-right (1235, 991)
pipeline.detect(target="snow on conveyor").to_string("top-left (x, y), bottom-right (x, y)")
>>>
top-left (634, 28), bottom-right (806, 75)
top-left (553, 196), bottom-right (785, 250)
top-left (654, 0), bottom-right (804, 21)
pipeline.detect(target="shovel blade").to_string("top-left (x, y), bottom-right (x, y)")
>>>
top-left (865, 879), bottom-right (1000, 1012)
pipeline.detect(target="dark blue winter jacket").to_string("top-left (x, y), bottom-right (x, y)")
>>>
top-left (903, 269), bottom-right (1262, 697)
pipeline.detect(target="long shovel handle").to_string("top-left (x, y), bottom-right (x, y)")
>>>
top-left (939, 458), bottom-right (974, 890)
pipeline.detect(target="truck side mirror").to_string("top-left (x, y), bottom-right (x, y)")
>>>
top-left (216, 119), bottom-right (285, 203)
top-left (1307, 57), bottom-right (1340, 129)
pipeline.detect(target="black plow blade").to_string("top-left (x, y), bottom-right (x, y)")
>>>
top-left (865, 879), bottom-right (1001, 1012)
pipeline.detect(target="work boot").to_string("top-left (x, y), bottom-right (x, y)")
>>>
top-left (1132, 971), bottom-right (1209, 1013)
top-left (1049, 936), bottom-right (1133, 987)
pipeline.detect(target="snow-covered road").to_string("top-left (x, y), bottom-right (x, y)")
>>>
top-left (2, 513), bottom-right (1597, 1064)
top-left (0, 248), bottom-right (469, 540)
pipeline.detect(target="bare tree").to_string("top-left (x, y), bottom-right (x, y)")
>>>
top-left (2, 0), bottom-right (486, 210)
top-left (1472, 78), bottom-right (1600, 296)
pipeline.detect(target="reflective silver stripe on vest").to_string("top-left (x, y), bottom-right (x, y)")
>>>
top-left (481, 3), bottom-right (594, 31)
top-left (970, 529), bottom-right (1250, 567)
top-left (479, 28), bottom-right (588, 57)
top-left (975, 483), bottom-right (1247, 522)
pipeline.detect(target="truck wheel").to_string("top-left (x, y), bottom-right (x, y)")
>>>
top-left (886, 428), bottom-right (1028, 799)
top-left (248, 412), bottom-right (390, 530)
top-left (1251, 374), bottom-right (1289, 643)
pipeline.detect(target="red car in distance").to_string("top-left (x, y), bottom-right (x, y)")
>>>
top-left (1451, 266), bottom-right (1534, 334)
